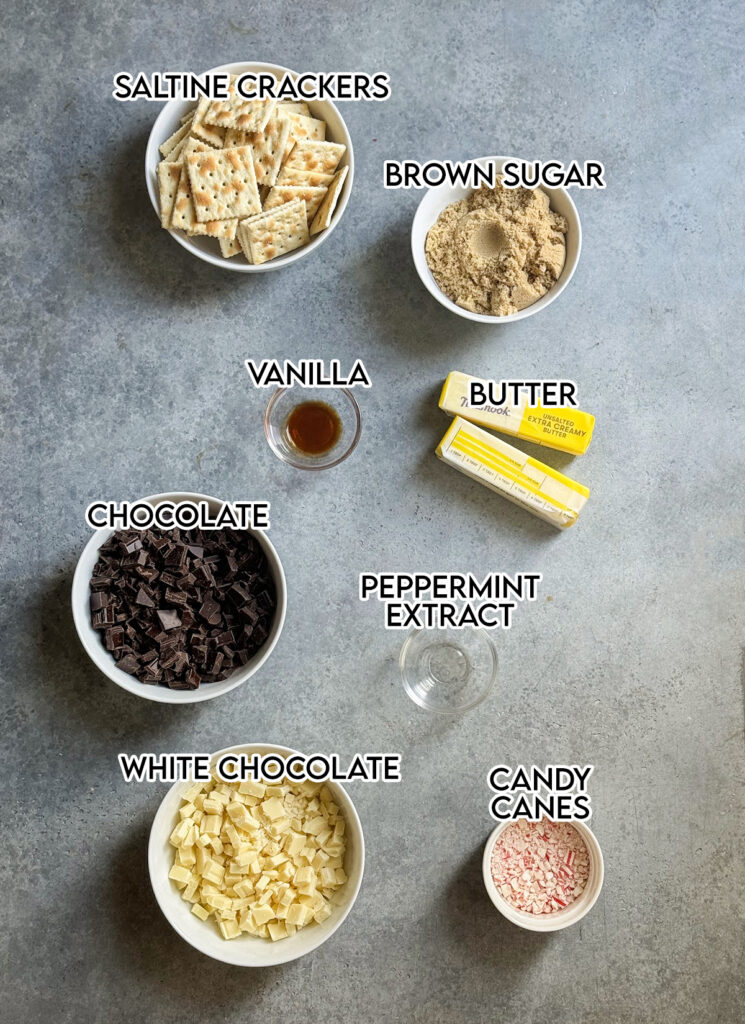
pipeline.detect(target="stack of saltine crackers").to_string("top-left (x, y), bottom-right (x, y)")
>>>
top-left (156, 81), bottom-right (348, 264)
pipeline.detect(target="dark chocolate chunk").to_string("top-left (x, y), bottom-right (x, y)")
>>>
top-left (92, 606), bottom-right (115, 629)
top-left (229, 582), bottom-right (251, 605)
top-left (164, 544), bottom-right (187, 568)
top-left (159, 647), bottom-right (179, 670)
top-left (172, 651), bottom-right (190, 675)
top-left (167, 671), bottom-right (198, 690)
top-left (192, 645), bottom-right (209, 665)
top-left (117, 654), bottom-right (140, 675)
top-left (135, 586), bottom-right (155, 607)
top-left (252, 624), bottom-right (269, 646)
top-left (135, 565), bottom-right (159, 582)
top-left (240, 603), bottom-right (259, 625)
top-left (157, 609), bottom-right (182, 631)
top-left (194, 563), bottom-right (215, 586)
top-left (198, 597), bottom-right (220, 622)
top-left (104, 626), bottom-right (124, 651)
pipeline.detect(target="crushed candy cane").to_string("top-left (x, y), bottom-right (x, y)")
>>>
top-left (490, 819), bottom-right (590, 915)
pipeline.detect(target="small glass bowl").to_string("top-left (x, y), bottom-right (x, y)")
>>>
top-left (264, 387), bottom-right (362, 470)
top-left (399, 627), bottom-right (498, 714)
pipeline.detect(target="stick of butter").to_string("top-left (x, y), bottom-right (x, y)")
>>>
top-left (436, 416), bottom-right (590, 529)
top-left (439, 371), bottom-right (595, 455)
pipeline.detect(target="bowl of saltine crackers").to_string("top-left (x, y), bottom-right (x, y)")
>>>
top-left (145, 62), bottom-right (354, 271)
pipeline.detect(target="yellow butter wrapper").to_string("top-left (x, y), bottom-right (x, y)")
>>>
top-left (439, 371), bottom-right (595, 455)
top-left (436, 416), bottom-right (589, 529)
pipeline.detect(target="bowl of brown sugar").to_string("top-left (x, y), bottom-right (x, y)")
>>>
top-left (411, 156), bottom-right (581, 323)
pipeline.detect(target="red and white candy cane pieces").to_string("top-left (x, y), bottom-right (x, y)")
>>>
top-left (490, 819), bottom-right (590, 914)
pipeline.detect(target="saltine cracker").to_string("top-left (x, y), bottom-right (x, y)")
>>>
top-left (274, 165), bottom-right (333, 188)
top-left (277, 101), bottom-right (311, 116)
top-left (310, 166), bottom-right (349, 235)
top-left (237, 198), bottom-right (309, 265)
top-left (204, 77), bottom-right (278, 133)
top-left (191, 97), bottom-right (226, 149)
top-left (284, 139), bottom-right (346, 175)
top-left (224, 117), bottom-right (291, 187)
top-left (159, 119), bottom-right (192, 158)
top-left (170, 167), bottom-right (238, 239)
top-left (275, 166), bottom-right (334, 188)
top-left (264, 185), bottom-right (328, 222)
top-left (186, 145), bottom-right (261, 222)
top-left (157, 162), bottom-right (182, 228)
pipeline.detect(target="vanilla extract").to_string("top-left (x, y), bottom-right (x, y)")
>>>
top-left (286, 401), bottom-right (342, 456)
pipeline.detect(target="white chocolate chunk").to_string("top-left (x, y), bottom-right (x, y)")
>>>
top-left (267, 920), bottom-right (287, 941)
top-left (239, 779), bottom-right (266, 798)
top-left (252, 904), bottom-right (274, 926)
top-left (218, 918), bottom-right (241, 940)
top-left (261, 797), bottom-right (285, 820)
top-left (168, 864), bottom-right (191, 886)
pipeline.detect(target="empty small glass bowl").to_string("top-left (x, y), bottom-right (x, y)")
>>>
top-left (399, 627), bottom-right (498, 714)
top-left (264, 387), bottom-right (362, 470)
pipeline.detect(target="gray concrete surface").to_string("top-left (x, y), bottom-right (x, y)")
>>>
top-left (2, 0), bottom-right (744, 1021)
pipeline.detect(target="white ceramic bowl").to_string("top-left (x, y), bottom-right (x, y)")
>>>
top-left (145, 62), bottom-right (354, 272)
top-left (411, 155), bottom-right (581, 323)
top-left (71, 492), bottom-right (286, 704)
top-left (149, 743), bottom-right (365, 965)
top-left (482, 819), bottom-right (604, 931)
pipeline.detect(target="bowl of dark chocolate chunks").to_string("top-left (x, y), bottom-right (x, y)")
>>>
top-left (72, 493), bottom-right (286, 703)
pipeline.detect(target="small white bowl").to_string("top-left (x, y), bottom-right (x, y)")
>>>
top-left (145, 61), bottom-right (354, 272)
top-left (411, 155), bottom-right (581, 323)
top-left (149, 743), bottom-right (365, 965)
top-left (71, 492), bottom-right (287, 704)
top-left (482, 819), bottom-right (604, 931)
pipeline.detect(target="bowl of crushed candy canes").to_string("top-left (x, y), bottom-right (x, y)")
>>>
top-left (482, 817), bottom-right (604, 931)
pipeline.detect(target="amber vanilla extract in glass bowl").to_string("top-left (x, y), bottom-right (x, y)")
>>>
top-left (264, 387), bottom-right (362, 469)
top-left (287, 400), bottom-right (341, 455)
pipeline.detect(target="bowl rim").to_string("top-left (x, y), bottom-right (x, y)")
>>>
top-left (410, 154), bottom-right (582, 323)
top-left (482, 817), bottom-right (604, 931)
top-left (148, 742), bottom-right (366, 966)
top-left (70, 491), bottom-right (287, 704)
top-left (263, 386), bottom-right (362, 470)
top-left (144, 61), bottom-right (355, 273)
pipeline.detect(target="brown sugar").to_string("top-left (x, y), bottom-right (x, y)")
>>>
top-left (424, 181), bottom-right (567, 316)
